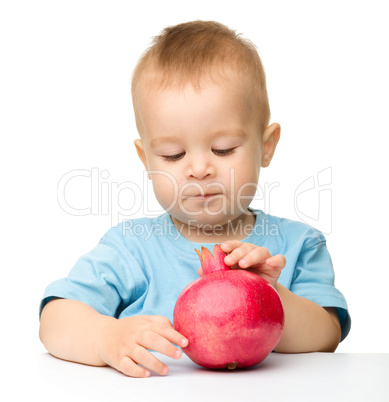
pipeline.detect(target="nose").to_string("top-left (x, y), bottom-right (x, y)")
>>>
top-left (186, 152), bottom-right (215, 180)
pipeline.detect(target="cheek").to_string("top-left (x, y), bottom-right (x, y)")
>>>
top-left (151, 172), bottom-right (175, 194)
top-left (149, 168), bottom-right (181, 210)
top-left (232, 161), bottom-right (260, 199)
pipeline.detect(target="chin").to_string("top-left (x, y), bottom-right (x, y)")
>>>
top-left (178, 211), bottom-right (237, 228)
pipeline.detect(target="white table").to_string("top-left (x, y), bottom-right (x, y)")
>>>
top-left (7, 352), bottom-right (389, 401)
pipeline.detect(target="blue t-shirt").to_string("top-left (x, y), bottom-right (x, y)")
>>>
top-left (40, 208), bottom-right (351, 341)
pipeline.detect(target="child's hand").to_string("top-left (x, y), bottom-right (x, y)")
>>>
top-left (198, 241), bottom-right (285, 287)
top-left (99, 315), bottom-right (188, 378)
top-left (221, 241), bottom-right (286, 286)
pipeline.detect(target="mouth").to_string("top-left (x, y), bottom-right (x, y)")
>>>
top-left (186, 193), bottom-right (222, 201)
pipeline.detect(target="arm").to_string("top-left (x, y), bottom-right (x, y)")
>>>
top-left (39, 298), bottom-right (188, 377)
top-left (273, 284), bottom-right (341, 352)
top-left (218, 241), bottom-right (342, 353)
top-left (39, 298), bottom-right (114, 367)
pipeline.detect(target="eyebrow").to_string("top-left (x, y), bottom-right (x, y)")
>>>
top-left (150, 136), bottom-right (180, 149)
top-left (149, 129), bottom-right (247, 149)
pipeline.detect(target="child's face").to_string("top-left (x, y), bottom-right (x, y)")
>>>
top-left (135, 73), bottom-right (279, 230)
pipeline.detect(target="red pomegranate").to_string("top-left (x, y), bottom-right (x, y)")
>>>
top-left (173, 244), bottom-right (284, 369)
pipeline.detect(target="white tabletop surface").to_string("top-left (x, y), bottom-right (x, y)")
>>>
top-left (7, 352), bottom-right (389, 402)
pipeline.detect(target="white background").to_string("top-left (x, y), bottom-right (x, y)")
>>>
top-left (1, 0), bottom-right (388, 359)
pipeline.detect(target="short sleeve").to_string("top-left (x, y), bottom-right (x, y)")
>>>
top-left (39, 241), bottom-right (137, 318)
top-left (290, 240), bottom-right (351, 342)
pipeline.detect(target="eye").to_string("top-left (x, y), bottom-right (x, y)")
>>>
top-left (162, 152), bottom-right (185, 162)
top-left (212, 148), bottom-right (236, 156)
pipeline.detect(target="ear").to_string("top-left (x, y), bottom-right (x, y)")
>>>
top-left (261, 123), bottom-right (281, 167)
top-left (134, 139), bottom-right (151, 179)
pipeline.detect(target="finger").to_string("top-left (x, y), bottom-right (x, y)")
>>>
top-left (131, 345), bottom-right (169, 376)
top-left (146, 317), bottom-right (188, 348)
top-left (141, 330), bottom-right (184, 360)
top-left (118, 355), bottom-right (151, 378)
top-left (266, 254), bottom-right (287, 269)
top-left (238, 247), bottom-right (273, 268)
top-left (220, 240), bottom-right (243, 253)
top-left (223, 243), bottom-right (256, 266)
top-left (145, 315), bottom-right (172, 325)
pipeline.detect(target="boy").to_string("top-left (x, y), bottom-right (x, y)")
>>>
top-left (39, 21), bottom-right (350, 378)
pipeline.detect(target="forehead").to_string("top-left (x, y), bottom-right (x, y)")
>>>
top-left (135, 70), bottom-right (258, 136)
top-left (139, 79), bottom-right (254, 136)
top-left (136, 63), bottom-right (255, 107)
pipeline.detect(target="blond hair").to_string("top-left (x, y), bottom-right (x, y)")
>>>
top-left (131, 21), bottom-right (270, 134)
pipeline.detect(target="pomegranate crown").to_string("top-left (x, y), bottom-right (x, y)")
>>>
top-left (195, 244), bottom-right (230, 275)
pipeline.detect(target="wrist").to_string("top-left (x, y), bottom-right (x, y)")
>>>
top-left (96, 314), bottom-right (118, 366)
